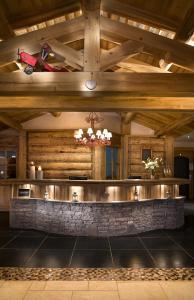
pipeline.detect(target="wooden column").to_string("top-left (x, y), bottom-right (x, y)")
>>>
top-left (165, 136), bottom-right (174, 176)
top-left (120, 121), bottom-right (130, 179)
top-left (93, 147), bottom-right (105, 179)
top-left (17, 130), bottom-right (27, 179)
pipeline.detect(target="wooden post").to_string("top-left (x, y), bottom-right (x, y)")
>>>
top-left (120, 121), bottom-right (130, 179)
top-left (17, 130), bottom-right (27, 179)
top-left (165, 136), bottom-right (174, 176)
top-left (93, 147), bottom-right (105, 179)
top-left (83, 0), bottom-right (101, 71)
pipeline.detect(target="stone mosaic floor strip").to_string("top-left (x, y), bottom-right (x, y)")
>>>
top-left (0, 267), bottom-right (193, 281)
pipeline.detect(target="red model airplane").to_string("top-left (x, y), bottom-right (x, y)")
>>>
top-left (18, 43), bottom-right (68, 74)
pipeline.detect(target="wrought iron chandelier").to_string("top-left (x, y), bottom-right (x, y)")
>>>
top-left (74, 112), bottom-right (112, 147)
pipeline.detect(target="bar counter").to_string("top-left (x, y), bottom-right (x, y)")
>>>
top-left (10, 197), bottom-right (184, 236)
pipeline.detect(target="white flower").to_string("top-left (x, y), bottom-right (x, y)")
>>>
top-left (142, 157), bottom-right (162, 171)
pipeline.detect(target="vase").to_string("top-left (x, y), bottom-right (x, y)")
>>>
top-left (150, 170), bottom-right (155, 179)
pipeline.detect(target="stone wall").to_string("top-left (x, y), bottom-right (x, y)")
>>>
top-left (10, 198), bottom-right (184, 237)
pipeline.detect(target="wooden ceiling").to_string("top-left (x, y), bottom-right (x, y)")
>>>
top-left (0, 0), bottom-right (194, 137)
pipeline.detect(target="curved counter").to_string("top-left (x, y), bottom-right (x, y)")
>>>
top-left (10, 197), bottom-right (184, 236)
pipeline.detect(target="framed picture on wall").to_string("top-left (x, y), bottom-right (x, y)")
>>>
top-left (142, 148), bottom-right (152, 161)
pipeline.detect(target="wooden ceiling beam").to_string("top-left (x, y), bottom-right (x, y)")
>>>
top-left (0, 16), bottom-right (84, 65)
top-left (100, 40), bottom-right (144, 71)
top-left (0, 96), bottom-right (194, 112)
top-left (0, 113), bottom-right (23, 130)
top-left (82, 0), bottom-right (101, 71)
top-left (156, 115), bottom-right (194, 137)
top-left (117, 60), bottom-right (170, 73)
top-left (10, 1), bottom-right (81, 29)
top-left (101, 0), bottom-right (178, 31)
top-left (175, 3), bottom-right (194, 42)
top-left (100, 16), bottom-right (194, 71)
top-left (121, 112), bottom-right (136, 124)
top-left (0, 3), bottom-right (15, 40)
top-left (47, 39), bottom-right (83, 69)
top-left (0, 72), bottom-right (193, 97)
top-left (50, 112), bottom-right (62, 117)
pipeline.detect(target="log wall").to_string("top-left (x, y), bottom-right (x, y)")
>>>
top-left (27, 131), bottom-right (93, 179)
top-left (128, 136), bottom-right (166, 178)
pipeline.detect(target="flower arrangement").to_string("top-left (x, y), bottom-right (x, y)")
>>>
top-left (142, 157), bottom-right (163, 178)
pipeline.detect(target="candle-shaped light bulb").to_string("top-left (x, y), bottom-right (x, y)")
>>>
top-left (87, 128), bottom-right (93, 136)
top-left (103, 129), bottom-right (108, 136)
top-left (78, 129), bottom-right (83, 135)
top-left (38, 165), bottom-right (42, 171)
top-left (96, 130), bottom-right (101, 138)
top-left (101, 134), bottom-right (105, 140)
top-left (91, 134), bottom-right (95, 140)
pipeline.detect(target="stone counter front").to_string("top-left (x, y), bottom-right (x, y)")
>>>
top-left (10, 198), bottom-right (184, 236)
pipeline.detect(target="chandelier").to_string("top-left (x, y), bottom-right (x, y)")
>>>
top-left (74, 112), bottom-right (112, 147)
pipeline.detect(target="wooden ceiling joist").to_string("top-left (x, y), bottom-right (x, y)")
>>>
top-left (156, 115), bottom-right (194, 137)
top-left (101, 0), bottom-right (178, 31)
top-left (47, 39), bottom-right (83, 70)
top-left (100, 40), bottom-right (144, 71)
top-left (100, 16), bottom-right (194, 71)
top-left (0, 16), bottom-right (84, 66)
top-left (0, 113), bottom-right (23, 130)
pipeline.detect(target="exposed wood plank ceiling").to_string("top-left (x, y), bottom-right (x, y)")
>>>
top-left (0, 0), bottom-right (193, 137)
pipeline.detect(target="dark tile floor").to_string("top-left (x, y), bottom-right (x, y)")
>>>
top-left (1, 211), bottom-right (194, 268)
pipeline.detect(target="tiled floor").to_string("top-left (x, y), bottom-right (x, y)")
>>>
top-left (0, 280), bottom-right (194, 300)
top-left (1, 212), bottom-right (194, 268)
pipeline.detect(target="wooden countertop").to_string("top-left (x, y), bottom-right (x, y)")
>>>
top-left (0, 178), bottom-right (190, 185)
top-left (11, 196), bottom-right (185, 204)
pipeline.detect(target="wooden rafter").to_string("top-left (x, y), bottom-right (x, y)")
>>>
top-left (51, 112), bottom-right (62, 117)
top-left (100, 40), bottom-right (144, 71)
top-left (100, 16), bottom-right (194, 71)
top-left (117, 60), bottom-right (170, 73)
top-left (156, 115), bottom-right (194, 137)
top-left (101, 0), bottom-right (178, 31)
top-left (0, 113), bottom-right (22, 130)
top-left (0, 16), bottom-right (84, 66)
top-left (0, 2), bottom-right (15, 40)
top-left (121, 112), bottom-right (136, 124)
top-left (175, 2), bottom-right (194, 42)
top-left (10, 1), bottom-right (81, 29)
top-left (47, 39), bottom-right (83, 70)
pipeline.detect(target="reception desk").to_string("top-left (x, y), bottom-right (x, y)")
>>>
top-left (6, 178), bottom-right (188, 236)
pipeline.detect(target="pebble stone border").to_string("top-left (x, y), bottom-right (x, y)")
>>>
top-left (0, 268), bottom-right (193, 281)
